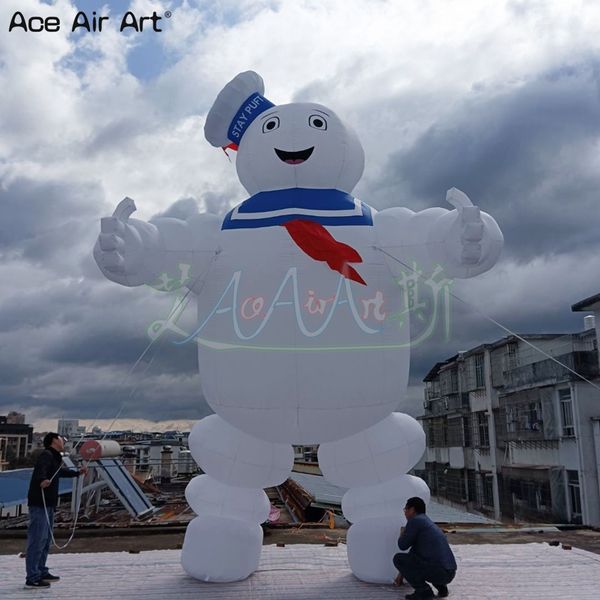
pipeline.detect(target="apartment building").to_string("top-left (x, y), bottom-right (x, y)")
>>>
top-left (0, 413), bottom-right (33, 471)
top-left (417, 315), bottom-right (600, 526)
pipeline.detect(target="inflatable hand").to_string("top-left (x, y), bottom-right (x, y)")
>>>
top-left (426, 187), bottom-right (503, 277)
top-left (445, 187), bottom-right (484, 265)
top-left (94, 197), bottom-right (160, 286)
top-left (96, 197), bottom-right (140, 274)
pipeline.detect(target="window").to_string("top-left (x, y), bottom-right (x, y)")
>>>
top-left (467, 470), bottom-right (477, 503)
top-left (447, 417), bottom-right (463, 447)
top-left (504, 343), bottom-right (518, 370)
top-left (427, 380), bottom-right (440, 399)
top-left (527, 402), bottom-right (543, 431)
top-left (425, 420), bottom-right (434, 446)
top-left (568, 470), bottom-right (582, 521)
top-left (483, 474), bottom-right (494, 507)
top-left (463, 416), bottom-right (472, 447)
top-left (559, 388), bottom-right (575, 437)
top-left (450, 369), bottom-right (458, 393)
top-left (506, 407), bottom-right (516, 434)
top-left (475, 354), bottom-right (485, 388)
top-left (461, 393), bottom-right (470, 408)
top-left (476, 412), bottom-right (490, 447)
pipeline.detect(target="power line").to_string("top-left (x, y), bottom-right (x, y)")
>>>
top-left (374, 246), bottom-right (600, 395)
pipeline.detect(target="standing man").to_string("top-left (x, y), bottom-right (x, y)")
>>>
top-left (393, 497), bottom-right (457, 599)
top-left (25, 432), bottom-right (87, 589)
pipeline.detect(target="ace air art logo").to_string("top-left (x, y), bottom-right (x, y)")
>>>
top-left (8, 8), bottom-right (172, 34)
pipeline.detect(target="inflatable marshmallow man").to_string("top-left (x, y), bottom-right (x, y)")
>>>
top-left (94, 72), bottom-right (503, 583)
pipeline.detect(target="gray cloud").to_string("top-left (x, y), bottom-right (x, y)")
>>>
top-left (0, 181), bottom-right (210, 420)
top-left (0, 176), bottom-right (107, 275)
top-left (378, 61), bottom-right (600, 261)
top-left (152, 196), bottom-right (200, 220)
top-left (0, 284), bottom-right (210, 420)
top-left (0, 178), bottom-right (99, 246)
top-left (84, 118), bottom-right (151, 157)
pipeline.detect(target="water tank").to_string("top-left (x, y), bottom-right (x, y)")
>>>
top-left (584, 315), bottom-right (596, 331)
top-left (79, 440), bottom-right (121, 460)
top-left (160, 446), bottom-right (173, 483)
top-left (178, 450), bottom-right (195, 476)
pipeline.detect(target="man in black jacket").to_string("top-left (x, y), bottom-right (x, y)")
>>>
top-left (393, 497), bottom-right (457, 599)
top-left (25, 432), bottom-right (86, 589)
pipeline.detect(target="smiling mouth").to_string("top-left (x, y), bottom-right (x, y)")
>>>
top-left (275, 147), bottom-right (314, 165)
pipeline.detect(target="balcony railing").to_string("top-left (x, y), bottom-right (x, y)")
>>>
top-left (501, 351), bottom-right (598, 389)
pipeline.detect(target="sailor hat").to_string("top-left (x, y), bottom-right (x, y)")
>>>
top-left (204, 71), bottom-right (275, 149)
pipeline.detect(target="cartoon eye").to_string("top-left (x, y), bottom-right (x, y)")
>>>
top-left (309, 115), bottom-right (327, 130)
top-left (262, 116), bottom-right (280, 133)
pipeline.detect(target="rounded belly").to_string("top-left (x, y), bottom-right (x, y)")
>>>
top-left (202, 347), bottom-right (409, 444)
top-left (194, 228), bottom-right (411, 443)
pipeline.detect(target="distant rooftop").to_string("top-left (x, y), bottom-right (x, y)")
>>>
top-left (422, 330), bottom-right (595, 381)
top-left (572, 292), bottom-right (600, 312)
top-left (0, 469), bottom-right (73, 509)
top-left (1, 544), bottom-right (599, 599)
top-left (290, 473), bottom-right (498, 524)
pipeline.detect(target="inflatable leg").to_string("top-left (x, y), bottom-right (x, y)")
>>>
top-left (182, 415), bottom-right (293, 582)
top-left (319, 413), bottom-right (429, 583)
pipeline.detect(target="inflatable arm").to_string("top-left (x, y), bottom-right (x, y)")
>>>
top-left (374, 188), bottom-right (503, 279)
top-left (93, 198), bottom-right (220, 292)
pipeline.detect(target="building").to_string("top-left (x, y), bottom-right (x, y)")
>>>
top-left (418, 312), bottom-right (600, 526)
top-left (57, 419), bottom-right (87, 451)
top-left (293, 444), bottom-right (319, 464)
top-left (111, 437), bottom-right (192, 479)
top-left (0, 438), bottom-right (6, 471)
top-left (57, 418), bottom-right (86, 440)
top-left (0, 468), bottom-right (74, 518)
top-left (6, 411), bottom-right (25, 424)
top-left (0, 415), bottom-right (34, 471)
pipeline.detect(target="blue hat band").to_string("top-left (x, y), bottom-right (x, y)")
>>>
top-left (227, 93), bottom-right (275, 144)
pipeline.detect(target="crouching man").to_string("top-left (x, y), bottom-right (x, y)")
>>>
top-left (393, 497), bottom-right (457, 599)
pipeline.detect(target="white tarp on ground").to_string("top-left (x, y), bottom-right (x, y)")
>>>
top-left (2, 543), bottom-right (599, 599)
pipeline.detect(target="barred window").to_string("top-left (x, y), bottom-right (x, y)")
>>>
top-left (559, 388), bottom-right (575, 437)
top-left (475, 354), bottom-right (485, 388)
top-left (474, 411), bottom-right (490, 447)
top-left (568, 470), bottom-right (582, 519)
top-left (504, 342), bottom-right (518, 370)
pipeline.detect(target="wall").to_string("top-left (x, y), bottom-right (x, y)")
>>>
top-left (572, 382), bottom-right (600, 525)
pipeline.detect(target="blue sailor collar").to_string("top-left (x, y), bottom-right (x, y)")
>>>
top-left (221, 188), bottom-right (373, 230)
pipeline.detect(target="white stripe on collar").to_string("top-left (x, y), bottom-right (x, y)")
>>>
top-left (230, 197), bottom-right (364, 220)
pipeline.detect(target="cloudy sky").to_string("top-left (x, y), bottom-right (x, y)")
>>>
top-left (1, 0), bottom-right (600, 430)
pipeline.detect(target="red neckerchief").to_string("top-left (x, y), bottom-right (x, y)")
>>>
top-left (282, 219), bottom-right (366, 285)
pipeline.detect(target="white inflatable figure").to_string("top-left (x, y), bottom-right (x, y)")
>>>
top-left (94, 72), bottom-right (503, 584)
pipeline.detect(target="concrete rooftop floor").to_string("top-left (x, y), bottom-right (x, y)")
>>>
top-left (2, 543), bottom-right (600, 599)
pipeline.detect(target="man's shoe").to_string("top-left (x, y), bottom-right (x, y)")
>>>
top-left (25, 580), bottom-right (51, 588)
top-left (405, 590), bottom-right (434, 600)
top-left (434, 584), bottom-right (449, 597)
top-left (41, 573), bottom-right (60, 582)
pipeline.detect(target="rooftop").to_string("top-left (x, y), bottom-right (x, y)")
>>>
top-left (572, 292), bottom-right (600, 312)
top-left (0, 469), bottom-right (73, 509)
top-left (1, 543), bottom-right (599, 599)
